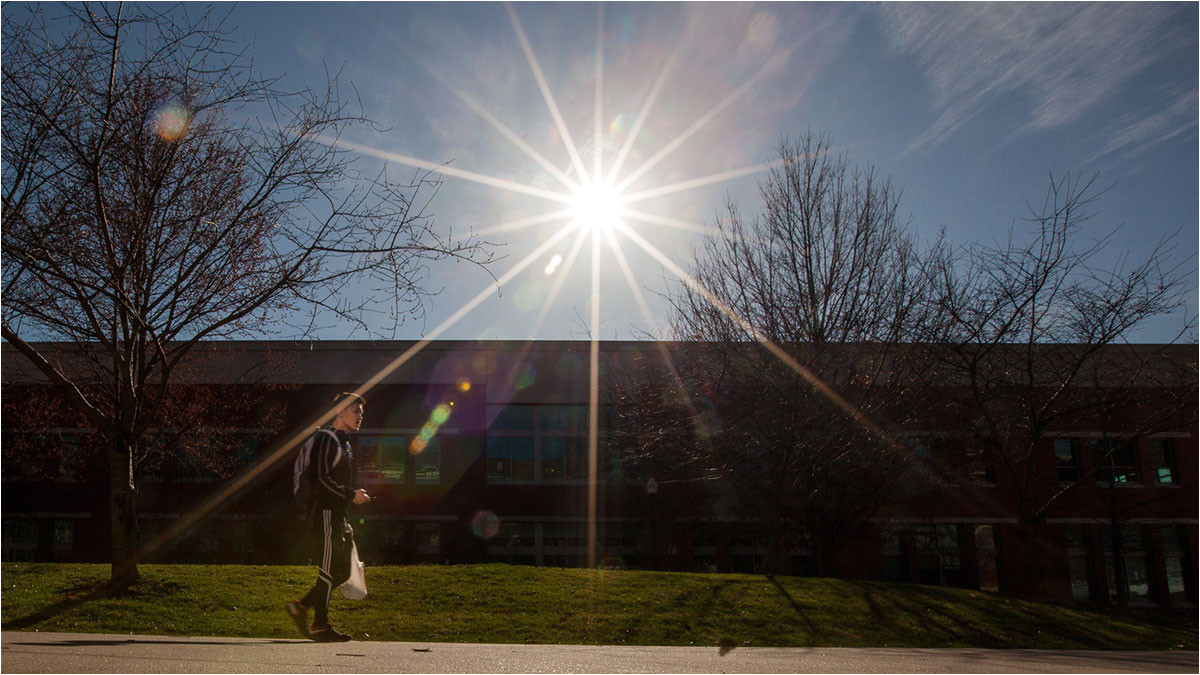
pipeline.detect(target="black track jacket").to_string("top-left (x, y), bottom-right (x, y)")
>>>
top-left (309, 427), bottom-right (357, 513)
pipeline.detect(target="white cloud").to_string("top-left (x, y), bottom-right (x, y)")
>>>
top-left (879, 3), bottom-right (1194, 152)
top-left (1087, 85), bottom-right (1198, 164)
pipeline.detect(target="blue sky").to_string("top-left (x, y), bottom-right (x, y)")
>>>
top-left (37, 2), bottom-right (1200, 342)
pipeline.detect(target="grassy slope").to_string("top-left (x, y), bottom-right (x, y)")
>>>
top-left (1, 563), bottom-right (1194, 650)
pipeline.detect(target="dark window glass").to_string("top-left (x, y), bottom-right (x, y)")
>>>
top-left (542, 437), bottom-right (565, 479)
top-left (495, 521), bottom-right (534, 548)
top-left (540, 405), bottom-right (588, 433)
top-left (1054, 439), bottom-right (1078, 483)
top-left (415, 523), bottom-right (440, 551)
top-left (488, 406), bottom-right (534, 431)
top-left (1064, 524), bottom-right (1088, 549)
top-left (1148, 439), bottom-right (1177, 484)
top-left (359, 434), bottom-right (406, 482)
top-left (542, 522), bottom-right (566, 547)
top-left (565, 437), bottom-right (589, 479)
top-left (487, 437), bottom-right (533, 480)
top-left (566, 522), bottom-right (588, 548)
top-left (1160, 525), bottom-right (1182, 552)
top-left (1090, 439), bottom-right (1139, 484)
top-left (413, 438), bottom-right (440, 484)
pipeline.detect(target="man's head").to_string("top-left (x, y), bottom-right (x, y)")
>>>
top-left (331, 392), bottom-right (366, 433)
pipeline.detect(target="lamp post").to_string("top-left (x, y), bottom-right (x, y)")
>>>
top-left (646, 478), bottom-right (658, 570)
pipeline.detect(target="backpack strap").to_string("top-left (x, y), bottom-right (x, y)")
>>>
top-left (315, 428), bottom-right (343, 468)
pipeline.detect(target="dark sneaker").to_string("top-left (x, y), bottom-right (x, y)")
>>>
top-left (309, 626), bottom-right (352, 642)
top-left (285, 601), bottom-right (309, 639)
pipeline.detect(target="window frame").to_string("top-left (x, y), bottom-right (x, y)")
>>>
top-left (485, 404), bottom-right (615, 484)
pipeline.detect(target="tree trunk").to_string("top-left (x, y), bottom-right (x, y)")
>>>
top-left (815, 531), bottom-right (840, 578)
top-left (1009, 520), bottom-right (1055, 599)
top-left (1109, 520), bottom-right (1129, 608)
top-left (108, 437), bottom-right (140, 588)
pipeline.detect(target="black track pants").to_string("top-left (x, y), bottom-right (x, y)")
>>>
top-left (300, 509), bottom-right (352, 628)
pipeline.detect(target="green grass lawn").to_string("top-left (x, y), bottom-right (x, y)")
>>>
top-left (1, 563), bottom-right (1193, 649)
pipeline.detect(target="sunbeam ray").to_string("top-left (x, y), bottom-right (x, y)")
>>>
top-left (614, 58), bottom-right (780, 194)
top-left (532, 226), bottom-right (592, 333)
top-left (409, 53), bottom-right (582, 194)
top-left (587, 228), bottom-right (602, 569)
top-left (619, 160), bottom-right (783, 205)
top-left (505, 2), bottom-right (590, 182)
top-left (137, 222), bottom-right (582, 561)
top-left (612, 220), bottom-right (911, 457)
top-left (605, 40), bottom-right (684, 186)
top-left (594, 3), bottom-right (605, 181)
top-left (604, 228), bottom-right (720, 448)
top-left (474, 208), bottom-right (576, 238)
top-left (492, 226), bottom-right (592, 407)
top-left (620, 208), bottom-right (713, 234)
top-left (323, 137), bottom-right (574, 205)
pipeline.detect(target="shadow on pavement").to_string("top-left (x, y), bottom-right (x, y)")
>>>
top-left (5, 637), bottom-right (300, 647)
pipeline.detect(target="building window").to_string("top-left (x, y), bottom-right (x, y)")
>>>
top-left (1160, 526), bottom-right (1189, 606)
top-left (1054, 439), bottom-right (1078, 483)
top-left (413, 441), bottom-right (441, 484)
top-left (359, 433), bottom-right (407, 482)
top-left (356, 431), bottom-right (442, 485)
top-left (1, 518), bottom-right (38, 562)
top-left (1148, 439), bottom-right (1177, 485)
top-left (415, 523), bottom-right (441, 558)
top-left (974, 525), bottom-right (999, 592)
top-left (1064, 525), bottom-right (1092, 602)
top-left (486, 405), bottom-right (614, 483)
top-left (487, 436), bottom-right (533, 480)
top-left (1, 431), bottom-right (86, 482)
top-left (914, 524), bottom-right (963, 587)
top-left (1090, 439), bottom-right (1139, 484)
top-left (1100, 526), bottom-right (1151, 604)
top-left (908, 436), bottom-right (990, 485)
top-left (962, 444), bottom-right (992, 483)
top-left (880, 529), bottom-right (907, 582)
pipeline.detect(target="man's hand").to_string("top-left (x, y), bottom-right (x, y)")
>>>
top-left (352, 489), bottom-right (371, 505)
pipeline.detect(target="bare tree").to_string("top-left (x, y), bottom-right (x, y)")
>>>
top-left (918, 173), bottom-right (1195, 598)
top-left (1, 4), bottom-right (492, 586)
top-left (619, 132), bottom-right (936, 575)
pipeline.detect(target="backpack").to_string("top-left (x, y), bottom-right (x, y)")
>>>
top-left (292, 428), bottom-right (342, 518)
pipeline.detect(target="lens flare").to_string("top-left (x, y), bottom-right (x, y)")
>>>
top-left (514, 363), bottom-right (536, 390)
top-left (411, 403), bottom-right (453, 455)
top-left (457, 378), bottom-right (472, 392)
top-left (544, 254), bottom-right (564, 275)
top-left (431, 404), bottom-right (452, 425)
top-left (471, 511), bottom-right (501, 540)
top-left (472, 352), bottom-right (497, 375)
top-left (153, 102), bottom-right (191, 142)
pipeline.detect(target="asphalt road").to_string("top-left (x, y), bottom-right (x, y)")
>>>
top-left (1, 632), bottom-right (1195, 674)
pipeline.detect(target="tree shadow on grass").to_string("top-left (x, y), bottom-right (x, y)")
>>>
top-left (845, 581), bottom-right (1172, 649)
top-left (2, 578), bottom-right (184, 632)
top-left (766, 574), bottom-right (821, 639)
top-left (849, 581), bottom-right (1008, 646)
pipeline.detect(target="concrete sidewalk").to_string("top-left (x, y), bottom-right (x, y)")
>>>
top-left (2, 631), bottom-right (1195, 674)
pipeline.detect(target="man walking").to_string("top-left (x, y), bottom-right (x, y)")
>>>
top-left (287, 392), bottom-right (371, 642)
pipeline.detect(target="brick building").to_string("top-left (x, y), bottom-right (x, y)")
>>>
top-left (2, 340), bottom-right (1195, 607)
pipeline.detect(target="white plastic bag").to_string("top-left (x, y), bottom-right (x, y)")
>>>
top-left (339, 541), bottom-right (367, 600)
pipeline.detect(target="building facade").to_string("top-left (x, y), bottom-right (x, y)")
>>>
top-left (2, 340), bottom-right (1196, 608)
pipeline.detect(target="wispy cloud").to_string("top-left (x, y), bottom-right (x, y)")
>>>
top-left (1087, 84), bottom-right (1198, 164)
top-left (880, 3), bottom-right (1194, 153)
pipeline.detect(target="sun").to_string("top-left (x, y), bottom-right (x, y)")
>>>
top-left (569, 180), bottom-right (624, 233)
